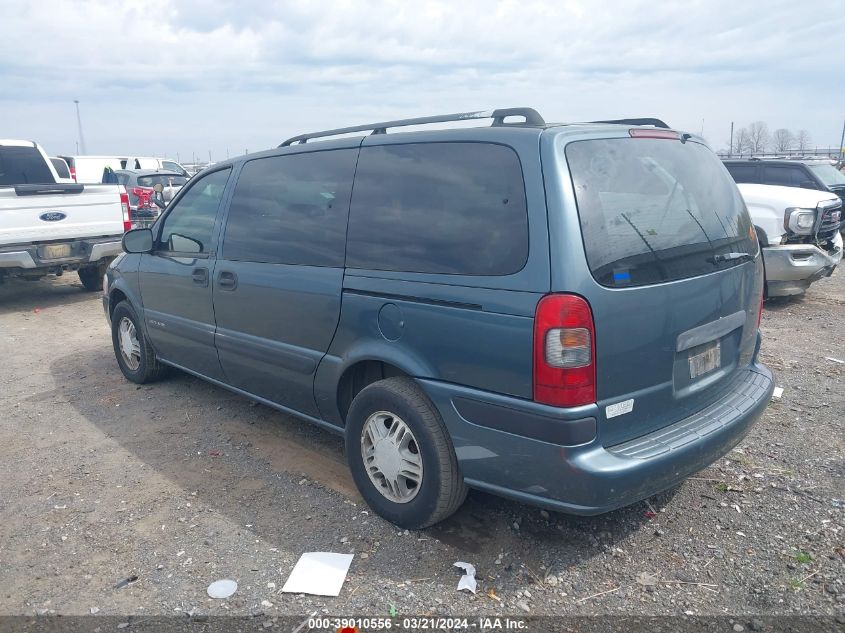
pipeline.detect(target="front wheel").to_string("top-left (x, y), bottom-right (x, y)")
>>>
top-left (345, 377), bottom-right (467, 529)
top-left (111, 301), bottom-right (167, 384)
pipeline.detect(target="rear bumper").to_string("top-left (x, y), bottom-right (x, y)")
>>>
top-left (0, 237), bottom-right (122, 270)
top-left (763, 233), bottom-right (842, 296)
top-left (420, 359), bottom-right (773, 515)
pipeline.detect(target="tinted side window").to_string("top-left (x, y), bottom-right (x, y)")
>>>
top-left (222, 149), bottom-right (357, 266)
top-left (725, 163), bottom-right (757, 183)
top-left (347, 143), bottom-right (528, 275)
top-left (163, 161), bottom-right (186, 175)
top-left (50, 158), bottom-right (71, 178)
top-left (762, 166), bottom-right (807, 187)
top-left (158, 168), bottom-right (231, 254)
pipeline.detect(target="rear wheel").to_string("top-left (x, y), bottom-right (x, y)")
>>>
top-left (77, 265), bottom-right (102, 291)
top-left (111, 301), bottom-right (167, 384)
top-left (345, 377), bottom-right (467, 528)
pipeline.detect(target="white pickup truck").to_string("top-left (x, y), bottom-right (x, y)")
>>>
top-left (738, 183), bottom-right (843, 297)
top-left (0, 140), bottom-right (130, 290)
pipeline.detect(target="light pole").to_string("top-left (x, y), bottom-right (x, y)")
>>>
top-left (74, 100), bottom-right (87, 154)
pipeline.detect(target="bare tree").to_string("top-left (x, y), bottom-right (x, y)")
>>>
top-left (796, 129), bottom-right (812, 152)
top-left (772, 128), bottom-right (794, 152)
top-left (747, 121), bottom-right (770, 153)
top-left (734, 128), bottom-right (753, 154)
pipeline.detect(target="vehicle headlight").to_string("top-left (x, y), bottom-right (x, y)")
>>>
top-left (784, 207), bottom-right (816, 235)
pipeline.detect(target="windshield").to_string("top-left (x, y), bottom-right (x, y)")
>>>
top-left (137, 174), bottom-right (187, 188)
top-left (566, 138), bottom-right (757, 288)
top-left (808, 163), bottom-right (845, 187)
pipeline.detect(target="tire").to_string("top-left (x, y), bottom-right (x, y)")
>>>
top-left (111, 300), bottom-right (168, 384)
top-left (78, 265), bottom-right (102, 292)
top-left (345, 377), bottom-right (467, 529)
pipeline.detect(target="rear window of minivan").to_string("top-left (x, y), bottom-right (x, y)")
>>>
top-left (566, 138), bottom-right (756, 288)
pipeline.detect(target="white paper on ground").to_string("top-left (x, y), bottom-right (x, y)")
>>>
top-left (281, 552), bottom-right (354, 597)
top-left (772, 386), bottom-right (784, 400)
top-left (454, 561), bottom-right (477, 593)
top-left (207, 579), bottom-right (238, 599)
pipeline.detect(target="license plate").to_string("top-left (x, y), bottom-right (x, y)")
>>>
top-left (689, 341), bottom-right (721, 379)
top-left (39, 244), bottom-right (72, 260)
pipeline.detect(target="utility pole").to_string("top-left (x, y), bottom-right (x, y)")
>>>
top-left (74, 100), bottom-right (87, 154)
top-left (729, 121), bottom-right (734, 157)
top-left (838, 118), bottom-right (845, 167)
top-left (208, 150), bottom-right (212, 163)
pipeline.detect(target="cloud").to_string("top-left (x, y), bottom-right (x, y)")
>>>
top-left (0, 0), bottom-right (843, 158)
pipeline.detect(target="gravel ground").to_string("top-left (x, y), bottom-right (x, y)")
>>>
top-left (0, 269), bottom-right (842, 623)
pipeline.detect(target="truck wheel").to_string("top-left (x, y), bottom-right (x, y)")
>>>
top-left (345, 377), bottom-right (467, 529)
top-left (111, 301), bottom-right (167, 384)
top-left (78, 265), bottom-right (102, 292)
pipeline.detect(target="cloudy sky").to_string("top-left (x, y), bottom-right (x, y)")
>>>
top-left (2, 0), bottom-right (843, 162)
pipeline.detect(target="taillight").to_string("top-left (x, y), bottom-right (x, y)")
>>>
top-left (533, 294), bottom-right (596, 407)
top-left (69, 166), bottom-right (77, 182)
top-left (119, 187), bottom-right (132, 232)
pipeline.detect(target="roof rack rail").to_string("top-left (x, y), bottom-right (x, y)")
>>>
top-left (592, 117), bottom-right (670, 129)
top-left (279, 107), bottom-right (545, 147)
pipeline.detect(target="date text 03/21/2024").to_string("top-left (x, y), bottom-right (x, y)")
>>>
top-left (307, 617), bottom-right (528, 630)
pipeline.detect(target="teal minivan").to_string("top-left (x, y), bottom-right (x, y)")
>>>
top-left (105, 108), bottom-right (773, 528)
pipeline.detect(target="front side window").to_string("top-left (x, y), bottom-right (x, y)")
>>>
top-left (222, 149), bottom-right (357, 266)
top-left (158, 168), bottom-right (230, 254)
top-left (347, 142), bottom-right (528, 275)
top-left (762, 166), bottom-right (808, 187)
top-left (566, 138), bottom-right (756, 287)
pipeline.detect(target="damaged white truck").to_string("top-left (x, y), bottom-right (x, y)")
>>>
top-left (737, 183), bottom-right (842, 297)
top-left (0, 140), bottom-right (130, 291)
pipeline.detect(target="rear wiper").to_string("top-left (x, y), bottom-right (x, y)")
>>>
top-left (708, 252), bottom-right (754, 265)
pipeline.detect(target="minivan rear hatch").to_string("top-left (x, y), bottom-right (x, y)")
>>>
top-left (551, 130), bottom-right (763, 446)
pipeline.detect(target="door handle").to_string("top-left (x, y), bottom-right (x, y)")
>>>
top-left (217, 270), bottom-right (238, 291)
top-left (192, 267), bottom-right (209, 287)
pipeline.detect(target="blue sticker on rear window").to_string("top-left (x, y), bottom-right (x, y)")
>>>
top-left (613, 269), bottom-right (631, 284)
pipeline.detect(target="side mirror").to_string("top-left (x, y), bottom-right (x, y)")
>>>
top-left (152, 182), bottom-right (166, 209)
top-left (799, 180), bottom-right (818, 190)
top-left (122, 228), bottom-right (153, 253)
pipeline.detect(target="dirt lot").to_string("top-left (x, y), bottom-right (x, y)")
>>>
top-left (0, 269), bottom-right (842, 624)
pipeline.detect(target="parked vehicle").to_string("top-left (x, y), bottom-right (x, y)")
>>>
top-left (58, 155), bottom-right (129, 184)
top-left (126, 157), bottom-right (190, 178)
top-left (724, 158), bottom-right (845, 222)
top-left (104, 108), bottom-right (773, 528)
top-left (115, 169), bottom-right (187, 228)
top-left (1, 140), bottom-right (130, 290)
top-left (736, 183), bottom-right (842, 297)
top-left (49, 157), bottom-right (74, 183)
